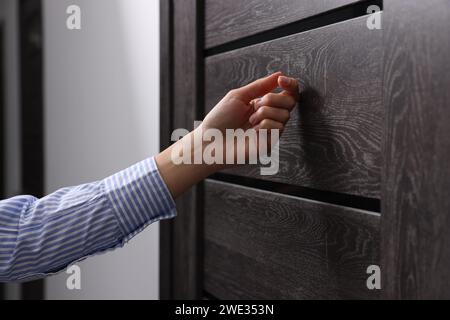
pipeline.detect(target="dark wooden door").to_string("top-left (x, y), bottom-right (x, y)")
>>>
top-left (161, 0), bottom-right (450, 299)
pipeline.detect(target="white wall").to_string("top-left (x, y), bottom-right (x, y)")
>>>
top-left (43, 0), bottom-right (160, 299)
top-left (0, 0), bottom-right (23, 300)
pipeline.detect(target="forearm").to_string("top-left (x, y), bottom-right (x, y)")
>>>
top-left (0, 73), bottom-right (297, 282)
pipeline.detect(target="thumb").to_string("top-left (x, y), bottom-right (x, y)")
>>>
top-left (233, 72), bottom-right (282, 103)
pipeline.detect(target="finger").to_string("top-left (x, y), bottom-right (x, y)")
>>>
top-left (254, 93), bottom-right (296, 111)
top-left (278, 76), bottom-right (300, 101)
top-left (233, 72), bottom-right (282, 103)
top-left (249, 98), bottom-right (260, 111)
top-left (249, 106), bottom-right (290, 126)
top-left (254, 119), bottom-right (284, 132)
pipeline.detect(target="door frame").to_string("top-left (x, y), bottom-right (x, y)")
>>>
top-left (159, 0), bottom-right (204, 300)
top-left (381, 0), bottom-right (450, 299)
top-left (18, 0), bottom-right (45, 300)
top-left (0, 21), bottom-right (5, 301)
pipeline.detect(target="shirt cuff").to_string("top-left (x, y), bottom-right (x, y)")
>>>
top-left (103, 157), bottom-right (177, 240)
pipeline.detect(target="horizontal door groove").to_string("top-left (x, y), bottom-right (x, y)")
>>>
top-left (205, 0), bottom-right (383, 57)
top-left (208, 173), bottom-right (381, 214)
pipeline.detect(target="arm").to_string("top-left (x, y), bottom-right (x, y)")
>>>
top-left (0, 73), bottom-right (298, 282)
top-left (0, 158), bottom-right (176, 282)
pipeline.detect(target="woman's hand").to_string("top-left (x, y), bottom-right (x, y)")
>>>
top-left (156, 72), bottom-right (300, 198)
top-left (202, 72), bottom-right (299, 134)
top-left (201, 72), bottom-right (299, 163)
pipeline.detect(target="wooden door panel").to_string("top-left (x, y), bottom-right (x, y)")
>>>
top-left (205, 0), bottom-right (365, 48)
top-left (204, 180), bottom-right (380, 299)
top-left (205, 16), bottom-right (382, 198)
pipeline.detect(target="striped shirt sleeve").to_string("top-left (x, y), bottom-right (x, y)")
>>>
top-left (0, 157), bottom-right (176, 282)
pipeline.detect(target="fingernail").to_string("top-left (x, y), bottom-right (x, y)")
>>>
top-left (279, 76), bottom-right (290, 86)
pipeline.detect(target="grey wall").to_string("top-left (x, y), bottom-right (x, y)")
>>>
top-left (43, 0), bottom-right (161, 299)
top-left (0, 0), bottom-right (23, 300)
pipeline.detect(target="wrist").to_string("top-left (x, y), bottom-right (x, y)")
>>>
top-left (155, 128), bottom-right (224, 199)
top-left (192, 126), bottom-right (228, 171)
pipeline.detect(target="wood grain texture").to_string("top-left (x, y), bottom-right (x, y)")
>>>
top-left (382, 0), bottom-right (450, 299)
top-left (205, 0), bottom-right (362, 48)
top-left (204, 180), bottom-right (380, 299)
top-left (170, 0), bottom-right (203, 299)
top-left (205, 16), bottom-right (382, 198)
top-left (160, 0), bottom-right (173, 151)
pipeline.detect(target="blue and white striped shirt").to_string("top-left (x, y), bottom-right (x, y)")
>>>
top-left (0, 157), bottom-right (176, 282)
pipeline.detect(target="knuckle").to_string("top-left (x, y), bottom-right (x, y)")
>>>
top-left (257, 106), bottom-right (270, 116)
top-left (263, 93), bottom-right (276, 105)
top-left (227, 89), bottom-right (239, 98)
